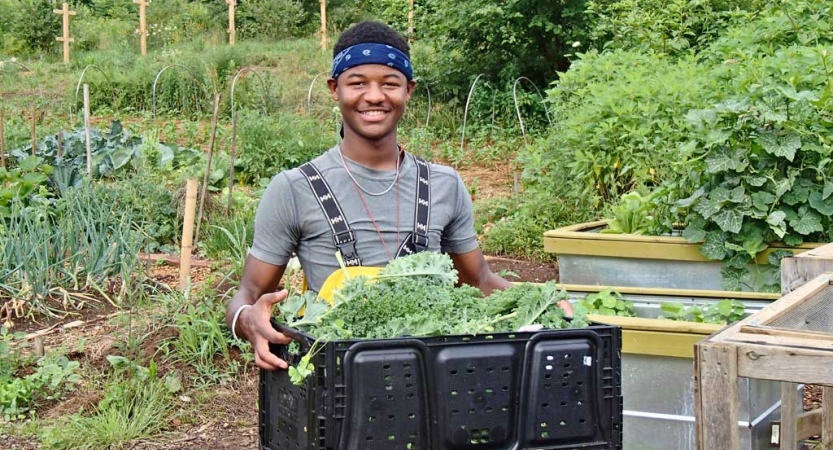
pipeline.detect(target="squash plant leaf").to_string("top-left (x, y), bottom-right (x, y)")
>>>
top-left (808, 190), bottom-right (833, 215)
top-left (823, 180), bottom-right (833, 200)
top-left (766, 211), bottom-right (787, 238)
top-left (758, 131), bottom-right (801, 162)
top-left (682, 216), bottom-right (707, 243)
top-left (706, 148), bottom-right (747, 173)
top-left (788, 208), bottom-right (823, 235)
top-left (744, 175), bottom-right (768, 187)
top-left (701, 231), bottom-right (728, 260)
top-left (712, 209), bottom-right (743, 234)
top-left (694, 197), bottom-right (720, 219)
top-left (752, 192), bottom-right (776, 211)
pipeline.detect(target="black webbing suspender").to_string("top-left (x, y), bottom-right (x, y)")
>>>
top-left (298, 162), bottom-right (362, 267)
top-left (298, 153), bottom-right (431, 265)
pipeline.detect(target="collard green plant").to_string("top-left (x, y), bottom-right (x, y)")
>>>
top-left (579, 289), bottom-right (635, 317)
top-left (0, 156), bottom-right (53, 219)
top-left (659, 299), bottom-right (745, 325)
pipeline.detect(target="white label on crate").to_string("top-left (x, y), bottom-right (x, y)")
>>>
top-left (583, 356), bottom-right (592, 366)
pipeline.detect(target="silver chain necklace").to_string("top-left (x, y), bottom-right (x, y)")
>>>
top-left (338, 145), bottom-right (402, 196)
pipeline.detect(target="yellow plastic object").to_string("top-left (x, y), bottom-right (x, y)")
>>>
top-left (314, 266), bottom-right (383, 305)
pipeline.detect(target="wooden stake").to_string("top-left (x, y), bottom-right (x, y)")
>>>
top-left (179, 178), bottom-right (199, 291)
top-left (226, 0), bottom-right (236, 46)
top-left (83, 84), bottom-right (92, 176)
top-left (227, 108), bottom-right (238, 215)
top-left (780, 382), bottom-right (799, 450)
top-left (133, 0), bottom-right (149, 56)
top-left (56, 131), bottom-right (63, 159)
top-left (30, 103), bottom-right (36, 156)
top-left (0, 107), bottom-right (5, 169)
top-left (194, 94), bottom-right (222, 247)
top-left (822, 386), bottom-right (833, 450)
top-left (319, 0), bottom-right (327, 50)
top-left (408, 0), bottom-right (415, 44)
top-left (53, 3), bottom-right (76, 63)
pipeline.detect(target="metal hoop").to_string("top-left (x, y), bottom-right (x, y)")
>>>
top-left (0, 61), bottom-right (44, 99)
top-left (306, 71), bottom-right (330, 115)
top-left (230, 67), bottom-right (269, 115)
top-left (513, 76), bottom-right (552, 140)
top-left (71, 65), bottom-right (111, 126)
top-left (460, 74), bottom-right (492, 152)
top-left (152, 64), bottom-right (211, 118)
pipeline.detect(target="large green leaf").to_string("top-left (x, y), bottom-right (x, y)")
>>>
top-left (758, 131), bottom-right (801, 162)
top-left (751, 192), bottom-right (775, 211)
top-left (712, 209), bottom-right (743, 234)
top-left (823, 180), bottom-right (833, 200)
top-left (706, 147), bottom-right (747, 173)
top-left (694, 197), bottom-right (720, 219)
top-left (682, 216), bottom-right (707, 243)
top-left (744, 176), bottom-right (768, 187)
top-left (808, 190), bottom-right (833, 215)
top-left (701, 231), bottom-right (728, 260)
top-left (766, 211), bottom-right (787, 238)
top-left (789, 209), bottom-right (823, 235)
top-left (709, 187), bottom-right (732, 204)
top-left (782, 185), bottom-right (809, 205)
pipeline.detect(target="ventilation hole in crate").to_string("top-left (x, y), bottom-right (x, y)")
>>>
top-left (546, 364), bottom-right (553, 371)
top-left (405, 373), bottom-right (412, 379)
top-left (451, 390), bottom-right (458, 396)
top-left (564, 363), bottom-right (571, 368)
top-left (560, 401), bottom-right (567, 406)
top-left (467, 368), bottom-right (475, 374)
top-left (541, 422), bottom-right (548, 428)
top-left (577, 400), bottom-right (583, 406)
top-left (469, 408), bottom-right (476, 414)
top-left (547, 355), bottom-right (554, 361)
top-left (486, 367), bottom-right (494, 373)
top-left (542, 402), bottom-right (549, 408)
top-left (560, 421), bottom-right (567, 426)
top-left (502, 366), bottom-right (509, 372)
top-left (409, 432), bottom-right (417, 439)
top-left (541, 431), bottom-right (550, 438)
top-left (577, 381), bottom-right (584, 386)
top-left (406, 383), bottom-right (414, 389)
top-left (383, 364), bottom-right (391, 370)
top-left (371, 395), bottom-right (377, 401)
top-left (462, 337), bottom-right (471, 342)
top-left (502, 386), bottom-right (509, 392)
top-left (563, 372), bottom-right (571, 379)
top-left (366, 436), bottom-right (373, 441)
top-left (485, 335), bottom-right (494, 340)
top-left (384, 374), bottom-right (392, 381)
top-left (544, 383), bottom-right (551, 389)
top-left (508, 334), bottom-right (516, 338)
top-left (386, 385), bottom-right (393, 391)
top-left (485, 407), bottom-right (493, 413)
top-left (409, 413), bottom-right (416, 419)
top-left (468, 389), bottom-right (475, 394)
top-left (565, 354), bottom-right (572, 359)
top-left (407, 393), bottom-right (415, 399)
top-left (579, 419), bottom-right (586, 424)
top-left (501, 406), bottom-right (508, 412)
top-left (545, 374), bottom-right (552, 379)
top-left (452, 409), bottom-right (459, 415)
top-left (386, 394), bottom-right (394, 400)
top-left (407, 443), bottom-right (415, 449)
top-left (562, 382), bottom-right (569, 387)
top-left (368, 415), bottom-right (376, 422)
top-left (485, 388), bottom-right (494, 394)
top-left (388, 434), bottom-right (396, 441)
top-left (450, 370), bottom-right (458, 375)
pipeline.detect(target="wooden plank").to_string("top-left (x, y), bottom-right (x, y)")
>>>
top-left (782, 242), bottom-right (833, 294)
top-left (712, 273), bottom-right (833, 343)
top-left (729, 332), bottom-right (833, 352)
top-left (620, 329), bottom-right (705, 358)
top-left (736, 343), bottom-right (833, 385)
top-left (587, 314), bottom-right (723, 335)
top-left (741, 325), bottom-right (833, 342)
top-left (824, 387), bottom-right (833, 450)
top-left (695, 342), bottom-right (739, 450)
top-left (557, 283), bottom-right (780, 300)
top-left (781, 382), bottom-right (799, 450)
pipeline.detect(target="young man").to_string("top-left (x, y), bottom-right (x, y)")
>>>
top-left (226, 21), bottom-right (569, 371)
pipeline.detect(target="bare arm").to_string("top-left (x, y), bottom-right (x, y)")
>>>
top-left (226, 255), bottom-right (292, 370)
top-left (450, 249), bottom-right (573, 315)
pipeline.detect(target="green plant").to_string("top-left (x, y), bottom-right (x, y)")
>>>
top-left (1, 328), bottom-right (81, 421)
top-left (579, 289), bottom-right (635, 317)
top-left (41, 357), bottom-right (180, 450)
top-left (0, 155), bottom-right (53, 219)
top-left (659, 299), bottom-right (745, 324)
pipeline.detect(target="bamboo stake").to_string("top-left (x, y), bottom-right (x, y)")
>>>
top-left (408, 0), bottom-right (415, 44)
top-left (227, 108), bottom-right (238, 215)
top-left (133, 0), bottom-right (149, 56)
top-left (0, 107), bottom-right (5, 169)
top-left (194, 93), bottom-right (222, 247)
top-left (179, 178), bottom-right (199, 291)
top-left (319, 0), bottom-right (327, 50)
top-left (83, 84), bottom-right (92, 176)
top-left (30, 103), bottom-right (36, 156)
top-left (53, 3), bottom-right (76, 63)
top-left (226, 0), bottom-right (236, 46)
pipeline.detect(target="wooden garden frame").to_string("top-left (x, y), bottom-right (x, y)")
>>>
top-left (694, 270), bottom-right (833, 450)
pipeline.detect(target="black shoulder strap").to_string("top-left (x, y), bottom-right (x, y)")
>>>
top-left (396, 154), bottom-right (431, 257)
top-left (298, 162), bottom-right (362, 267)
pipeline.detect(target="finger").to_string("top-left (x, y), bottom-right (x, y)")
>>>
top-left (558, 300), bottom-right (575, 317)
top-left (264, 329), bottom-right (292, 345)
top-left (254, 339), bottom-right (288, 370)
top-left (259, 289), bottom-right (288, 308)
top-left (254, 351), bottom-right (280, 371)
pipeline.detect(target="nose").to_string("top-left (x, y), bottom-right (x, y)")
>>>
top-left (364, 82), bottom-right (385, 104)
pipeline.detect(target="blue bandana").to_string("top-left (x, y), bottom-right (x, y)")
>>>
top-left (331, 43), bottom-right (413, 80)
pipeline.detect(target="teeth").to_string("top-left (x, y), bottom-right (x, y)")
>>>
top-left (362, 111), bottom-right (386, 116)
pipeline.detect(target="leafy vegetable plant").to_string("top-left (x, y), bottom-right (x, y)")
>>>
top-left (579, 289), bottom-right (635, 317)
top-left (658, 299), bottom-right (745, 325)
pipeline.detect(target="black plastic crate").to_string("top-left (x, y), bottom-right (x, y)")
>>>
top-left (260, 323), bottom-right (622, 450)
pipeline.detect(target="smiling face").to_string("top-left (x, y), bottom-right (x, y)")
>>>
top-left (328, 64), bottom-right (416, 150)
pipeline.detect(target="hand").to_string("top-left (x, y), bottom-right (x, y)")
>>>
top-left (557, 299), bottom-right (574, 318)
top-left (239, 290), bottom-right (293, 371)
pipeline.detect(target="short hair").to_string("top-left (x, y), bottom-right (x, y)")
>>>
top-left (333, 21), bottom-right (410, 59)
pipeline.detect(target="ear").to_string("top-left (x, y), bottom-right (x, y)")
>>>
top-left (327, 78), bottom-right (338, 101)
top-left (406, 79), bottom-right (416, 102)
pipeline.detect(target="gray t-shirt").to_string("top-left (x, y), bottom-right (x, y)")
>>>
top-left (250, 146), bottom-right (479, 292)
